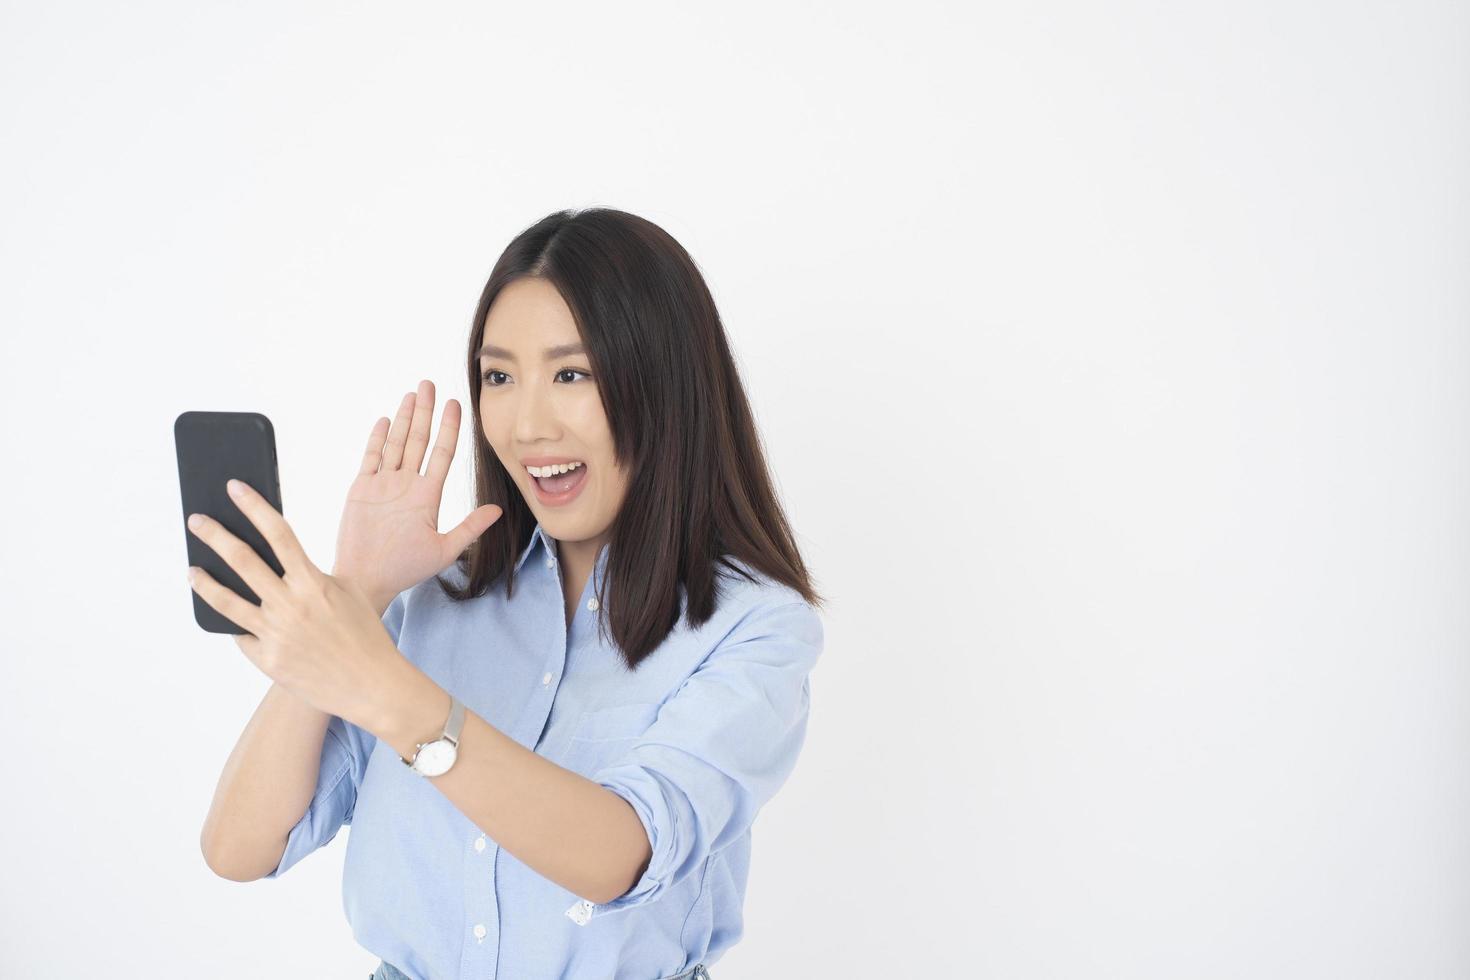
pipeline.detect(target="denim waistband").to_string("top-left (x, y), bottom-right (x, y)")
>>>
top-left (371, 959), bottom-right (710, 979)
top-left (369, 961), bottom-right (412, 980)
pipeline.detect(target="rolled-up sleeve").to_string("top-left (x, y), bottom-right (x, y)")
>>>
top-left (263, 590), bottom-right (407, 879)
top-left (262, 714), bottom-right (366, 878)
top-left (585, 599), bottom-right (824, 916)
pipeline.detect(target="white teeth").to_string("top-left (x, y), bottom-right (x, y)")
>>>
top-left (527, 461), bottom-right (585, 478)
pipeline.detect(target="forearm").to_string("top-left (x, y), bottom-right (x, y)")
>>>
top-left (200, 681), bottom-right (333, 881)
top-left (371, 664), bottom-right (651, 905)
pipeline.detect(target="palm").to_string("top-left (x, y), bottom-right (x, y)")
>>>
top-left (331, 382), bottom-right (501, 605)
top-left (335, 466), bottom-right (452, 591)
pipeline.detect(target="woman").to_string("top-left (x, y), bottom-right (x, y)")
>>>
top-left (194, 207), bottom-right (827, 979)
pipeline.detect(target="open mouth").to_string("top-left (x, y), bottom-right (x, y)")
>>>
top-left (527, 462), bottom-right (588, 503)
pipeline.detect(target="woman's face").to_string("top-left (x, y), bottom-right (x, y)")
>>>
top-left (477, 276), bottom-right (629, 549)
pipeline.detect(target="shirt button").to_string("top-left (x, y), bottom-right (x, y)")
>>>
top-left (542, 672), bottom-right (552, 686)
top-left (545, 557), bottom-right (555, 569)
top-left (473, 923), bottom-right (486, 941)
top-left (587, 597), bottom-right (599, 611)
top-left (474, 836), bottom-right (486, 852)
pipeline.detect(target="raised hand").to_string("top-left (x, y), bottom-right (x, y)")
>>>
top-left (332, 379), bottom-right (502, 612)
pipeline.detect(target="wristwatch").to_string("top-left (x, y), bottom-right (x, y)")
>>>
top-left (400, 695), bottom-right (465, 777)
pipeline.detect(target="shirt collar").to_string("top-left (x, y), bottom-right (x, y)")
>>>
top-left (514, 522), bottom-right (557, 573)
top-left (513, 522), bottom-right (611, 583)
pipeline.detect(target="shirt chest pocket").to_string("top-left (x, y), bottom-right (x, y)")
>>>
top-left (560, 701), bottom-right (662, 776)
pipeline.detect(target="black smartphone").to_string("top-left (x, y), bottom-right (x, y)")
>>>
top-left (174, 411), bottom-right (286, 634)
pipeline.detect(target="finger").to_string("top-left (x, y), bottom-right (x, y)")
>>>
top-left (188, 506), bottom-right (294, 606)
top-left (219, 478), bottom-right (318, 582)
top-left (424, 398), bottom-right (462, 486)
top-left (359, 416), bottom-right (391, 476)
top-left (190, 565), bottom-right (268, 636)
top-left (382, 390), bottom-right (416, 470)
top-left (440, 504), bottom-right (503, 565)
top-left (401, 379), bottom-right (435, 475)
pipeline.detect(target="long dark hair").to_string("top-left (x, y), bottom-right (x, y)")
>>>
top-left (434, 207), bottom-right (824, 671)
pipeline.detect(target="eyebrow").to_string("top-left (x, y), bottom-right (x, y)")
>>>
top-left (477, 342), bottom-right (586, 361)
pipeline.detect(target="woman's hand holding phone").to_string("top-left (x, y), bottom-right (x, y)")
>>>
top-left (332, 380), bottom-right (503, 614)
top-left (186, 480), bottom-right (419, 732)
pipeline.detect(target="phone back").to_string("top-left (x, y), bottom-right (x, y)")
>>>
top-left (174, 411), bottom-right (285, 634)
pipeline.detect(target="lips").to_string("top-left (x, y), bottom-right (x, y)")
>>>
top-left (529, 461), bottom-right (589, 505)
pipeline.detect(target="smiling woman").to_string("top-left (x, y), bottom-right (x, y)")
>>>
top-left (226, 207), bottom-right (828, 980)
top-left (450, 208), bottom-right (824, 666)
top-left (471, 276), bottom-right (623, 591)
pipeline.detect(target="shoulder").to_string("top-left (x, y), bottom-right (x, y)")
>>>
top-left (713, 555), bottom-right (810, 610)
top-left (388, 573), bottom-right (447, 619)
top-left (704, 556), bottom-right (823, 651)
top-left (380, 564), bottom-right (480, 640)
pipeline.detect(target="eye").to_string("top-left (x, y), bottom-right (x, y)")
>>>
top-left (481, 368), bottom-right (592, 387)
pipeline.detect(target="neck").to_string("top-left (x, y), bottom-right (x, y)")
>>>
top-left (554, 534), bottom-right (607, 604)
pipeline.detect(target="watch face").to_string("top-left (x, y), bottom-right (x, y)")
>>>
top-left (413, 739), bottom-right (456, 777)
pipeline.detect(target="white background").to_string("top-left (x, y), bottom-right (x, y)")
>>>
top-left (2, 1), bottom-right (1467, 977)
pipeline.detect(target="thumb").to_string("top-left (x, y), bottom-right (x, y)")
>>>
top-left (440, 504), bottom-right (503, 564)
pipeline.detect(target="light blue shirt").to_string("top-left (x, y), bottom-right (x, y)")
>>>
top-left (264, 521), bottom-right (824, 980)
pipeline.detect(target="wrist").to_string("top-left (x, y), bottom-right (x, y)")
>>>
top-left (332, 567), bottom-right (395, 617)
top-left (367, 589), bottom-right (395, 618)
top-left (374, 661), bottom-right (454, 763)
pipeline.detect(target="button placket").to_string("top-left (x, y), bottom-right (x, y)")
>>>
top-left (464, 829), bottom-right (498, 968)
top-left (457, 810), bottom-right (500, 978)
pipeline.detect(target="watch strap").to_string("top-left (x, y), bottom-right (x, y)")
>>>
top-left (401, 695), bottom-right (465, 768)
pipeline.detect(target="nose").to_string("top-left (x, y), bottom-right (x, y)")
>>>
top-left (511, 375), bottom-right (562, 446)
